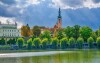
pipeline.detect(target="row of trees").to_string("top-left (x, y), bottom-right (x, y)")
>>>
top-left (0, 38), bottom-right (16, 45)
top-left (16, 36), bottom-right (100, 49)
top-left (21, 25), bottom-right (100, 42)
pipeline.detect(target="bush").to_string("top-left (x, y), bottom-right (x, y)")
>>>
top-left (51, 38), bottom-right (59, 49)
top-left (41, 38), bottom-right (48, 49)
top-left (0, 45), bottom-right (11, 50)
top-left (60, 37), bottom-right (68, 49)
top-left (69, 37), bottom-right (75, 48)
top-left (17, 38), bottom-right (24, 49)
top-left (0, 38), bottom-right (5, 45)
top-left (87, 37), bottom-right (94, 48)
top-left (96, 37), bottom-right (100, 49)
top-left (76, 37), bottom-right (84, 49)
top-left (7, 39), bottom-right (16, 45)
top-left (33, 38), bottom-right (41, 49)
top-left (27, 38), bottom-right (32, 50)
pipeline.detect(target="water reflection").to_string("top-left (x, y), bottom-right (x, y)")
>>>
top-left (0, 50), bottom-right (100, 63)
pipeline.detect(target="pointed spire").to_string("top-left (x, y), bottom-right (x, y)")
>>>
top-left (58, 8), bottom-right (62, 18)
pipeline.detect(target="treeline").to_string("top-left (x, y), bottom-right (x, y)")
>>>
top-left (0, 25), bottom-right (100, 50)
top-left (14, 25), bottom-right (100, 49)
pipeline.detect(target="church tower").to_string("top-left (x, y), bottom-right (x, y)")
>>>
top-left (53, 8), bottom-right (62, 31)
top-left (57, 8), bottom-right (62, 29)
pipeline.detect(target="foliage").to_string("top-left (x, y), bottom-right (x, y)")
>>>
top-left (69, 37), bottom-right (75, 48)
top-left (32, 26), bottom-right (41, 37)
top-left (76, 37), bottom-right (84, 49)
top-left (7, 39), bottom-right (16, 45)
top-left (57, 29), bottom-right (64, 40)
top-left (21, 24), bottom-right (31, 37)
top-left (73, 25), bottom-right (80, 40)
top-left (96, 37), bottom-right (100, 49)
top-left (41, 38), bottom-right (48, 49)
top-left (60, 37), bottom-right (68, 49)
top-left (33, 38), bottom-right (41, 49)
top-left (64, 26), bottom-right (74, 38)
top-left (51, 38), bottom-right (59, 49)
top-left (87, 37), bottom-right (94, 48)
top-left (27, 38), bottom-right (32, 50)
top-left (17, 38), bottom-right (24, 48)
top-left (40, 30), bottom-right (51, 44)
top-left (91, 32), bottom-right (97, 42)
top-left (0, 38), bottom-right (5, 45)
top-left (79, 26), bottom-right (92, 42)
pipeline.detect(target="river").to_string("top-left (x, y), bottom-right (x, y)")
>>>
top-left (0, 50), bottom-right (100, 63)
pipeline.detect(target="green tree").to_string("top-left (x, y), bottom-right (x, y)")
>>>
top-left (41, 38), bottom-right (48, 49)
top-left (76, 37), bottom-right (84, 49)
top-left (60, 37), bottom-right (68, 49)
top-left (32, 26), bottom-right (41, 37)
top-left (27, 38), bottom-right (32, 50)
top-left (91, 32), bottom-right (97, 42)
top-left (69, 37), bottom-right (75, 48)
top-left (96, 37), bottom-right (100, 49)
top-left (17, 38), bottom-right (24, 49)
top-left (98, 27), bottom-right (100, 37)
top-left (40, 30), bottom-right (51, 44)
top-left (57, 29), bottom-right (64, 41)
top-left (33, 38), bottom-right (41, 49)
top-left (0, 38), bottom-right (5, 45)
top-left (73, 25), bottom-right (80, 40)
top-left (79, 26), bottom-right (92, 42)
top-left (51, 38), bottom-right (59, 49)
top-left (87, 37), bottom-right (94, 48)
top-left (64, 26), bottom-right (74, 38)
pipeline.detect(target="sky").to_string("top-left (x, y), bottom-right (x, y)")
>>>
top-left (0, 0), bottom-right (100, 30)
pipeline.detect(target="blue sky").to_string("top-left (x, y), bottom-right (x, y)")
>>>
top-left (0, 0), bottom-right (100, 30)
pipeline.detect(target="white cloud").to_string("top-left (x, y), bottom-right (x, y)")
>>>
top-left (50, 0), bottom-right (100, 9)
top-left (0, 17), bottom-right (23, 28)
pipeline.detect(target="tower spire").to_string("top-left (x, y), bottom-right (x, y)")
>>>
top-left (58, 8), bottom-right (61, 18)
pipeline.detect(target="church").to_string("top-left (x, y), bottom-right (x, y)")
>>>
top-left (41, 8), bottom-right (62, 36)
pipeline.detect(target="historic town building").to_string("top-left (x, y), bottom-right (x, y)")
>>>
top-left (54, 8), bottom-right (62, 30)
top-left (0, 21), bottom-right (21, 38)
top-left (41, 8), bottom-right (62, 37)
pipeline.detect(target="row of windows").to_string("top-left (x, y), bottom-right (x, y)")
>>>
top-left (3, 34), bottom-right (20, 37)
top-left (2, 30), bottom-right (20, 32)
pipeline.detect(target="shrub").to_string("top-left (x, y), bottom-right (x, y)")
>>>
top-left (33, 38), bottom-right (41, 49)
top-left (87, 37), bottom-right (94, 48)
top-left (17, 38), bottom-right (24, 49)
top-left (96, 37), bottom-right (100, 49)
top-left (76, 37), bottom-right (84, 49)
top-left (41, 38), bottom-right (48, 49)
top-left (60, 37), bottom-right (68, 49)
top-left (27, 38), bottom-right (32, 50)
top-left (51, 38), bottom-right (59, 49)
top-left (69, 37), bottom-right (75, 48)
top-left (0, 38), bottom-right (5, 45)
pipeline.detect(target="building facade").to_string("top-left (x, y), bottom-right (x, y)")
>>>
top-left (0, 22), bottom-right (21, 38)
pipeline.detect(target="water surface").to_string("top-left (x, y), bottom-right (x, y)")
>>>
top-left (0, 50), bottom-right (100, 63)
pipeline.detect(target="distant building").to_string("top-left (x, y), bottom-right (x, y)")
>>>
top-left (40, 8), bottom-right (62, 37)
top-left (0, 21), bottom-right (21, 38)
top-left (54, 8), bottom-right (62, 30)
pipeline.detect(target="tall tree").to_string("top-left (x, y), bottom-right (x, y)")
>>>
top-left (79, 26), bottom-right (92, 42)
top-left (57, 29), bottom-right (64, 41)
top-left (91, 32), bottom-right (97, 42)
top-left (21, 24), bottom-right (31, 37)
top-left (64, 26), bottom-right (74, 38)
top-left (40, 30), bottom-right (51, 42)
top-left (73, 25), bottom-right (80, 40)
top-left (32, 26), bottom-right (41, 37)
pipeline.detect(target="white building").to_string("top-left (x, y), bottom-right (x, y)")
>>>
top-left (0, 21), bottom-right (21, 38)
